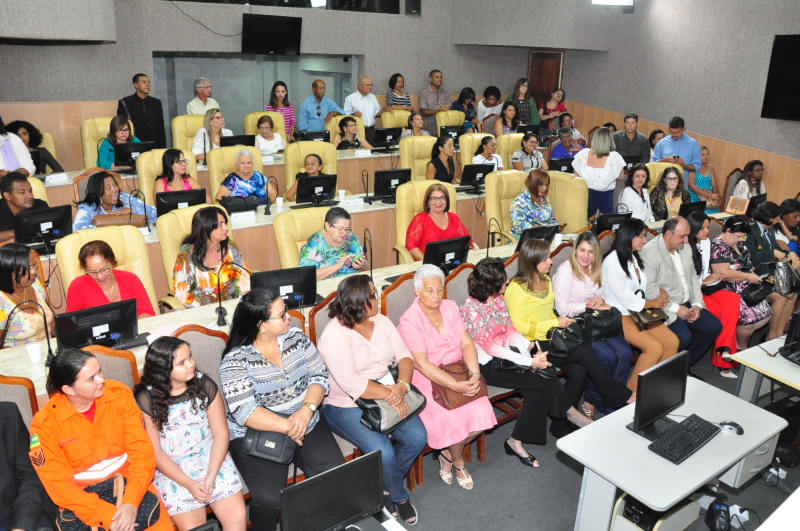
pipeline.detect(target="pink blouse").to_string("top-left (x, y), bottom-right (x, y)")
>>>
top-left (551, 260), bottom-right (604, 317)
top-left (266, 104), bottom-right (297, 138)
top-left (318, 314), bottom-right (412, 408)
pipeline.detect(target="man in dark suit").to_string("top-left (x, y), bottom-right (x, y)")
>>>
top-left (117, 73), bottom-right (166, 148)
top-left (0, 401), bottom-right (55, 531)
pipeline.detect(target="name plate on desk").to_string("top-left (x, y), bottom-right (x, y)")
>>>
top-left (343, 198), bottom-right (364, 207)
top-left (262, 156), bottom-right (274, 164)
top-left (139, 226), bottom-right (151, 236)
top-left (354, 150), bottom-right (372, 157)
top-left (231, 211), bottom-right (257, 223)
top-left (45, 173), bottom-right (69, 184)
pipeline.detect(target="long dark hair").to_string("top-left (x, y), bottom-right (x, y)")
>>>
top-left (158, 148), bottom-right (189, 185)
top-left (47, 349), bottom-right (96, 394)
top-left (328, 274), bottom-right (373, 328)
top-left (137, 337), bottom-right (207, 432)
top-left (738, 160), bottom-right (764, 194)
top-left (499, 102), bottom-right (519, 130)
top-left (649, 129), bottom-right (664, 148)
top-left (182, 206), bottom-right (229, 271)
top-left (612, 218), bottom-right (647, 279)
top-left (430, 135), bottom-right (452, 161)
top-left (0, 243), bottom-right (33, 293)
top-left (6, 120), bottom-right (43, 148)
top-left (687, 211), bottom-right (710, 276)
top-left (474, 135), bottom-right (495, 157)
top-left (458, 87), bottom-right (476, 104)
top-left (223, 289), bottom-right (282, 355)
top-left (268, 81), bottom-right (291, 108)
top-left (76, 171), bottom-right (123, 208)
top-left (513, 238), bottom-right (550, 286)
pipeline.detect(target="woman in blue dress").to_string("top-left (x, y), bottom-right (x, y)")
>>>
top-left (214, 148), bottom-right (278, 203)
top-left (73, 171), bottom-right (157, 231)
top-left (687, 146), bottom-right (721, 214)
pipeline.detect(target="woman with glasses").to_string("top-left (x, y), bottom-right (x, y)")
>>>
top-left (73, 171), bottom-right (157, 231)
top-left (650, 166), bottom-right (691, 221)
top-left (0, 243), bottom-right (54, 347)
top-left (298, 207), bottom-right (367, 280)
top-left (472, 135), bottom-right (504, 171)
top-left (406, 184), bottom-right (475, 262)
top-left (255, 115), bottom-right (286, 156)
top-left (511, 133), bottom-right (548, 173)
top-left (98, 115), bottom-right (141, 171)
top-left (332, 116), bottom-right (373, 150)
top-left (318, 275), bottom-right (426, 524)
top-left (509, 169), bottom-right (559, 239)
top-left (221, 289), bottom-right (343, 531)
top-left (66, 240), bottom-right (155, 318)
top-left (192, 109), bottom-right (233, 163)
top-left (153, 149), bottom-right (209, 202)
top-left (173, 206), bottom-right (250, 308)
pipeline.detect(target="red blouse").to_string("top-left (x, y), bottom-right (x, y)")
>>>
top-left (66, 269), bottom-right (155, 317)
top-left (405, 212), bottom-right (474, 257)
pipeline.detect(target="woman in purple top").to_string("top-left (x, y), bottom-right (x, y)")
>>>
top-left (265, 81), bottom-right (297, 141)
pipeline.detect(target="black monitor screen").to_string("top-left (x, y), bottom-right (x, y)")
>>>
top-left (374, 169), bottom-right (411, 196)
top-left (55, 299), bottom-right (139, 352)
top-left (632, 351), bottom-right (689, 432)
top-left (114, 141), bottom-right (154, 166)
top-left (13, 205), bottom-right (73, 247)
top-left (297, 131), bottom-right (331, 142)
top-left (550, 158), bottom-right (574, 174)
top-left (622, 155), bottom-right (640, 171)
top-left (250, 266), bottom-right (320, 309)
top-left (155, 189), bottom-right (207, 217)
top-left (593, 212), bottom-right (632, 235)
top-left (242, 14), bottom-right (302, 55)
top-left (460, 164), bottom-right (494, 187)
top-left (219, 135), bottom-right (256, 148)
top-left (439, 126), bottom-right (464, 147)
top-left (515, 225), bottom-right (559, 253)
top-left (281, 451), bottom-right (383, 531)
top-left (678, 200), bottom-right (706, 218)
top-left (423, 236), bottom-right (471, 268)
top-left (375, 128), bottom-right (402, 145)
top-left (517, 124), bottom-right (538, 135)
top-left (761, 35), bottom-right (800, 121)
top-left (296, 175), bottom-right (337, 205)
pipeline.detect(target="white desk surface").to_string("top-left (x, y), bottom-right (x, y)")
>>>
top-left (732, 336), bottom-right (800, 392)
top-left (755, 483), bottom-right (800, 529)
top-left (556, 378), bottom-right (787, 512)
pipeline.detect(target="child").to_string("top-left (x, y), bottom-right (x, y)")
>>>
top-left (464, 109), bottom-right (481, 133)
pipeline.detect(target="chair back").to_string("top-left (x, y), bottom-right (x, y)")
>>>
top-left (709, 218), bottom-right (724, 241)
top-left (381, 273), bottom-right (416, 326)
top-left (0, 375), bottom-right (38, 428)
top-left (547, 137), bottom-right (561, 161)
top-left (598, 230), bottom-right (616, 257)
top-left (485, 170), bottom-right (527, 245)
top-left (284, 141), bottom-right (338, 194)
top-left (504, 253), bottom-right (519, 280)
top-left (40, 131), bottom-right (57, 160)
top-left (549, 242), bottom-right (574, 272)
top-left (395, 180), bottom-right (457, 251)
top-left (458, 133), bottom-right (492, 164)
top-left (549, 171), bottom-right (589, 233)
top-left (288, 309), bottom-right (305, 333)
top-left (244, 111), bottom-right (288, 143)
top-left (155, 203), bottom-right (210, 287)
top-left (646, 229), bottom-right (658, 242)
top-left (381, 110), bottom-right (411, 129)
top-left (273, 207), bottom-right (331, 268)
top-left (645, 163), bottom-right (684, 194)
top-left (171, 325), bottom-right (229, 388)
top-left (399, 136), bottom-right (437, 181)
top-left (80, 117), bottom-right (133, 169)
top-left (135, 149), bottom-right (199, 206)
top-left (172, 115), bottom-right (205, 153)
top-left (206, 146), bottom-right (264, 201)
top-left (73, 168), bottom-right (123, 204)
top-left (309, 292), bottom-right (337, 346)
top-left (497, 133), bottom-right (524, 170)
top-left (55, 225), bottom-right (159, 314)
top-left (85, 345), bottom-right (139, 390)
top-left (436, 110), bottom-right (465, 130)
top-left (28, 177), bottom-right (49, 204)
top-left (445, 263), bottom-right (475, 306)
top-left (723, 168), bottom-right (743, 209)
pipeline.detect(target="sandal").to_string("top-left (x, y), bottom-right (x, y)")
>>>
top-left (432, 451), bottom-right (453, 485)
top-left (382, 492), bottom-right (397, 518)
top-left (396, 500), bottom-right (418, 526)
top-left (453, 464), bottom-right (474, 490)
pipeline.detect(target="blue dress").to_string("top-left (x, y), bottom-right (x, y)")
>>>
top-left (97, 137), bottom-right (141, 170)
top-left (73, 192), bottom-right (158, 231)
top-left (221, 171), bottom-right (267, 198)
top-left (690, 168), bottom-right (720, 214)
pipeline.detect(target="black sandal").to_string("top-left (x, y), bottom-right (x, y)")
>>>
top-left (383, 492), bottom-right (397, 518)
top-left (396, 500), bottom-right (418, 526)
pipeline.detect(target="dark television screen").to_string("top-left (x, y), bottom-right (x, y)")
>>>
top-left (242, 14), bottom-right (302, 55)
top-left (760, 35), bottom-right (800, 121)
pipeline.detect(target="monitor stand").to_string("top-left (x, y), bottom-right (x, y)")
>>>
top-left (625, 416), bottom-right (678, 442)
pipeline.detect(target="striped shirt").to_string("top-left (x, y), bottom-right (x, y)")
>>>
top-left (220, 327), bottom-right (330, 440)
top-left (386, 91), bottom-right (411, 108)
top-left (266, 104), bottom-right (297, 138)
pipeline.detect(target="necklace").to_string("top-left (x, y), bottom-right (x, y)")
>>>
top-left (422, 308), bottom-right (441, 327)
top-left (431, 213), bottom-right (447, 229)
top-left (102, 279), bottom-right (115, 300)
top-left (11, 286), bottom-right (32, 304)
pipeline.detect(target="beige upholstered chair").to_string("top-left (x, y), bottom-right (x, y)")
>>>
top-left (243, 111), bottom-right (288, 143)
top-left (549, 171), bottom-right (589, 233)
top-left (0, 375), bottom-right (38, 428)
top-left (326, 115), bottom-right (366, 143)
top-left (484, 170), bottom-right (527, 246)
top-left (380, 273), bottom-right (416, 326)
top-left (497, 133), bottom-right (524, 171)
top-left (458, 133), bottom-right (492, 165)
top-left (273, 207), bottom-right (330, 269)
top-left (445, 263), bottom-right (475, 306)
top-left (135, 149), bottom-right (199, 206)
top-left (435, 110), bottom-right (465, 131)
top-left (283, 141), bottom-right (338, 196)
top-left (381, 110), bottom-right (411, 129)
top-left (309, 292), bottom-right (337, 346)
top-left (80, 117), bottom-right (134, 169)
top-left (399, 136), bottom-right (437, 181)
top-left (171, 325), bottom-right (228, 387)
top-left (156, 204), bottom-right (211, 298)
top-left (28, 177), bottom-right (49, 203)
top-left (393, 180), bottom-right (457, 264)
top-left (172, 115), bottom-right (205, 153)
top-left (84, 345), bottom-right (139, 390)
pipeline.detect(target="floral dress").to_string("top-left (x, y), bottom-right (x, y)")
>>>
top-left (172, 241), bottom-right (250, 308)
top-left (509, 190), bottom-right (557, 238)
top-left (298, 231), bottom-right (365, 278)
top-left (220, 171), bottom-right (268, 199)
top-left (0, 279), bottom-right (52, 347)
top-left (135, 375), bottom-right (242, 515)
top-left (709, 236), bottom-right (772, 325)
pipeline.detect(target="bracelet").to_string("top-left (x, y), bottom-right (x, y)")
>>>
top-left (397, 380), bottom-right (411, 393)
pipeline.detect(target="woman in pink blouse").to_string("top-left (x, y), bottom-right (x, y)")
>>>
top-left (398, 265), bottom-right (496, 490)
top-left (318, 275), bottom-right (426, 526)
top-left (460, 258), bottom-right (591, 468)
top-left (265, 81), bottom-right (297, 141)
top-left (405, 184), bottom-right (475, 261)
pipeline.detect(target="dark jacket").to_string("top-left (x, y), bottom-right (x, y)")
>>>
top-left (117, 94), bottom-right (166, 148)
top-left (649, 186), bottom-right (691, 222)
top-left (743, 220), bottom-right (784, 273)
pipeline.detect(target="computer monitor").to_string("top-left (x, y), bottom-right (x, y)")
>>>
top-left (250, 266), bottom-right (322, 308)
top-left (280, 451), bottom-right (383, 531)
top-left (155, 189), bottom-right (207, 217)
top-left (746, 193), bottom-right (767, 217)
top-left (55, 299), bottom-right (139, 353)
top-left (439, 125), bottom-right (465, 147)
top-left (516, 124), bottom-right (538, 135)
top-left (423, 236), bottom-right (471, 272)
top-left (114, 141), bottom-right (155, 167)
top-left (13, 205), bottom-right (73, 254)
top-left (592, 212), bottom-right (632, 235)
top-left (514, 225), bottom-right (560, 253)
top-left (459, 164), bottom-right (494, 193)
top-left (373, 169), bottom-right (411, 203)
top-left (297, 131), bottom-right (331, 142)
top-left (374, 127), bottom-right (402, 147)
top-left (678, 200), bottom-right (707, 218)
top-left (550, 158), bottom-right (574, 174)
top-left (779, 310), bottom-right (800, 357)
top-left (627, 351), bottom-right (689, 441)
top-left (220, 135), bottom-right (256, 148)
top-left (291, 174), bottom-right (338, 208)
top-left (622, 155), bottom-right (640, 172)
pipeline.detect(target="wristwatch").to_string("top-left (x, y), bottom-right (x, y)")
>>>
top-left (397, 380), bottom-right (411, 393)
top-left (303, 402), bottom-right (317, 413)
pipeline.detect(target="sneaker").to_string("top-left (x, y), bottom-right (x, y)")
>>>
top-left (719, 369), bottom-right (738, 379)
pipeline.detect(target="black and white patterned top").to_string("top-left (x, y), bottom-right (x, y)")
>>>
top-left (220, 327), bottom-right (330, 440)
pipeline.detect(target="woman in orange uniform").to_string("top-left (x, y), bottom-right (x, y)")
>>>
top-left (29, 349), bottom-right (172, 531)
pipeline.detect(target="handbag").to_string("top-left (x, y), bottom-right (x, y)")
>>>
top-left (742, 280), bottom-right (774, 306)
top-left (580, 307), bottom-right (622, 342)
top-left (92, 213), bottom-right (146, 228)
top-left (773, 261), bottom-right (800, 297)
top-left (489, 357), bottom-right (531, 375)
top-left (219, 195), bottom-right (259, 214)
top-left (629, 307), bottom-right (669, 331)
top-left (430, 359), bottom-right (488, 410)
top-left (56, 474), bottom-right (161, 531)
top-left (701, 280), bottom-right (727, 296)
top-left (546, 321), bottom-right (585, 358)
top-left (241, 413), bottom-right (297, 464)
top-left (355, 370), bottom-right (427, 434)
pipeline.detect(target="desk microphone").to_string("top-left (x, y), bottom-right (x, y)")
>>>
top-left (215, 260), bottom-right (251, 327)
top-left (363, 228), bottom-right (374, 281)
top-left (486, 217), bottom-right (502, 258)
top-left (0, 298), bottom-right (55, 367)
top-left (361, 170), bottom-right (372, 204)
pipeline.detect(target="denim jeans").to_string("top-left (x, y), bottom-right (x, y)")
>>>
top-left (584, 335), bottom-right (633, 415)
top-left (322, 405), bottom-right (427, 503)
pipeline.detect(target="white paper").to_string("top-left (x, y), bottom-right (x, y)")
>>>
top-left (377, 371), bottom-right (396, 385)
top-left (280, 285), bottom-right (293, 296)
top-left (445, 252), bottom-right (455, 261)
top-left (231, 211), bottom-right (256, 223)
top-left (344, 198), bottom-right (364, 207)
top-left (45, 172), bottom-right (68, 183)
top-left (262, 156), bottom-right (274, 163)
top-left (40, 221), bottom-right (53, 231)
top-left (178, 202), bottom-right (189, 209)
top-left (354, 149), bottom-right (371, 157)
top-left (92, 324), bottom-right (109, 337)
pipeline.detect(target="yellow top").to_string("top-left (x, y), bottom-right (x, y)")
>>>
top-left (504, 277), bottom-right (560, 341)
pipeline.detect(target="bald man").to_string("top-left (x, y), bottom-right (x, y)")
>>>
top-left (298, 79), bottom-right (344, 133)
top-left (343, 76), bottom-right (385, 145)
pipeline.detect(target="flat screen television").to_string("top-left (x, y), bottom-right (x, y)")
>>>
top-left (761, 35), bottom-right (800, 121)
top-left (242, 14), bottom-right (302, 55)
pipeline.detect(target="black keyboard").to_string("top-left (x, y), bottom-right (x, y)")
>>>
top-left (786, 351), bottom-right (800, 367)
top-left (648, 414), bottom-right (720, 464)
top-left (112, 333), bottom-right (151, 350)
top-left (289, 200), bottom-right (339, 210)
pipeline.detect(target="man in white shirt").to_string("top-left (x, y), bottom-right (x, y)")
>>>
top-left (343, 76), bottom-right (384, 145)
top-left (186, 77), bottom-right (220, 115)
top-left (640, 216), bottom-right (722, 373)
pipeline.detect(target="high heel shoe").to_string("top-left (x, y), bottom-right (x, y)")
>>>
top-left (432, 451), bottom-right (453, 485)
top-left (504, 439), bottom-right (539, 468)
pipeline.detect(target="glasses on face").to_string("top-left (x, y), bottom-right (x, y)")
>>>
top-left (28, 263), bottom-right (39, 271)
top-left (266, 309), bottom-right (290, 322)
top-left (203, 86), bottom-right (212, 90)
top-left (118, 128), bottom-right (130, 133)
top-left (369, 291), bottom-right (379, 301)
top-left (212, 115), bottom-right (224, 121)
top-left (176, 159), bottom-right (188, 165)
top-left (216, 221), bottom-right (228, 229)
top-left (86, 266), bottom-right (112, 278)
top-left (328, 223), bottom-right (352, 234)
top-left (429, 196), bottom-right (447, 203)
top-left (664, 177), bottom-right (679, 182)
top-left (258, 125), bottom-right (271, 131)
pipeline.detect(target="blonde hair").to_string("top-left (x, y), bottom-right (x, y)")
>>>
top-left (202, 108), bottom-right (222, 149)
top-left (567, 232), bottom-right (603, 288)
top-left (590, 127), bottom-right (615, 157)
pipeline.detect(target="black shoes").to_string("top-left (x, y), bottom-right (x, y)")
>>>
top-left (504, 439), bottom-right (539, 468)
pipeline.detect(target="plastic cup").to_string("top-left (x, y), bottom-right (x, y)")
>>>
top-left (338, 189), bottom-right (346, 201)
top-left (276, 197), bottom-right (284, 209)
top-left (26, 344), bottom-right (42, 364)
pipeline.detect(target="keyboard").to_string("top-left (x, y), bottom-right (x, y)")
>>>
top-left (786, 350), bottom-right (800, 367)
top-left (455, 186), bottom-right (484, 194)
top-left (648, 414), bottom-right (720, 464)
top-left (112, 333), bottom-right (151, 350)
top-left (289, 200), bottom-right (339, 210)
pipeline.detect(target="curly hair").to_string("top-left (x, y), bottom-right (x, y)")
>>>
top-left (327, 274), bottom-right (373, 328)
top-left (136, 337), bottom-right (208, 432)
top-left (5, 120), bottom-right (43, 148)
top-left (655, 166), bottom-right (685, 195)
top-left (467, 258), bottom-right (507, 303)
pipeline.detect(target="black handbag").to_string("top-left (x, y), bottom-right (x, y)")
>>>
top-left (742, 280), bottom-right (774, 306)
top-left (580, 307), bottom-right (622, 342)
top-left (219, 195), bottom-right (259, 214)
top-left (489, 357), bottom-right (531, 375)
top-left (241, 413), bottom-right (297, 464)
top-left (546, 321), bottom-right (585, 358)
top-left (701, 280), bottom-right (727, 296)
top-left (355, 369), bottom-right (426, 435)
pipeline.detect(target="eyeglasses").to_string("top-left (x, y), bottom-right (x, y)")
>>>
top-left (86, 267), bottom-right (112, 277)
top-left (202, 86), bottom-right (212, 90)
top-left (317, 104), bottom-right (322, 117)
top-left (369, 291), bottom-right (379, 300)
top-left (664, 177), bottom-right (679, 182)
top-left (328, 223), bottom-right (352, 234)
top-left (118, 128), bottom-right (130, 133)
top-left (28, 263), bottom-right (39, 271)
top-left (429, 196), bottom-right (447, 203)
top-left (266, 309), bottom-right (290, 321)
top-left (176, 159), bottom-right (188, 164)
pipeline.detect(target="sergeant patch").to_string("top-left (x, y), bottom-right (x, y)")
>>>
top-left (30, 447), bottom-right (46, 468)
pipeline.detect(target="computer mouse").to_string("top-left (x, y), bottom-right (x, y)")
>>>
top-left (719, 420), bottom-right (744, 435)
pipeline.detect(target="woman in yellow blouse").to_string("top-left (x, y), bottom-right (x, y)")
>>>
top-left (505, 239), bottom-right (634, 435)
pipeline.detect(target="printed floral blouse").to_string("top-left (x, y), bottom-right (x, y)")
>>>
top-left (0, 278), bottom-right (53, 347)
top-left (172, 241), bottom-right (251, 308)
top-left (221, 171), bottom-right (268, 198)
top-left (72, 192), bottom-right (158, 232)
top-left (298, 231), bottom-right (365, 278)
top-left (509, 190), bottom-right (557, 238)
top-left (459, 294), bottom-right (516, 350)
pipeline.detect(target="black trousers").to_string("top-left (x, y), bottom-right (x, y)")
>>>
top-left (228, 417), bottom-right (345, 531)
top-left (480, 362), bottom-right (571, 445)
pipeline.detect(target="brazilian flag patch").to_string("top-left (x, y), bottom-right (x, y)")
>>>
top-left (30, 434), bottom-right (40, 449)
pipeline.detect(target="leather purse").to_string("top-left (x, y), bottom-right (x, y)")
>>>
top-left (742, 280), bottom-right (774, 307)
top-left (629, 307), bottom-right (669, 330)
top-left (430, 360), bottom-right (488, 410)
top-left (546, 321), bottom-right (585, 358)
top-left (241, 414), bottom-right (297, 464)
top-left (219, 195), bottom-right (259, 214)
top-left (92, 213), bottom-right (146, 228)
top-left (489, 357), bottom-right (531, 375)
top-left (356, 371), bottom-right (427, 434)
top-left (580, 307), bottom-right (623, 342)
